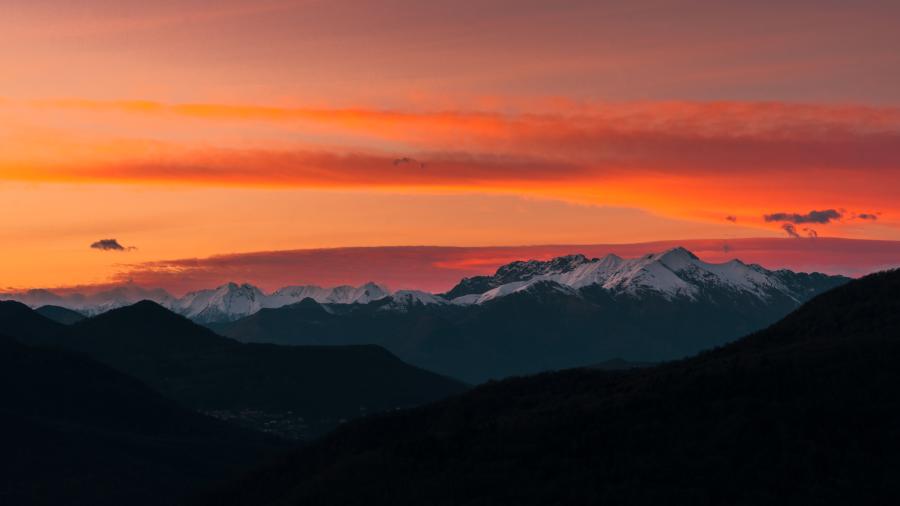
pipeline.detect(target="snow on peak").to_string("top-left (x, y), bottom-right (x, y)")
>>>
top-left (474, 279), bottom-right (577, 304)
top-left (323, 282), bottom-right (390, 304)
top-left (0, 285), bottom-right (176, 316)
top-left (381, 290), bottom-right (449, 311)
top-left (458, 247), bottom-right (808, 304)
top-left (176, 283), bottom-right (267, 322)
top-left (494, 253), bottom-right (592, 282)
top-left (269, 282), bottom-right (389, 306)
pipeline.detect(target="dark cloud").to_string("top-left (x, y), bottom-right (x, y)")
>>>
top-left (781, 224), bottom-right (801, 238)
top-left (803, 228), bottom-right (819, 238)
top-left (764, 209), bottom-right (842, 224)
top-left (857, 213), bottom-right (879, 221)
top-left (90, 239), bottom-right (135, 251)
top-left (393, 157), bottom-right (426, 169)
top-left (725, 215), bottom-right (737, 223)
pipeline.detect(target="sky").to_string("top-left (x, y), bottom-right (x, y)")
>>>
top-left (1, 0), bottom-right (899, 292)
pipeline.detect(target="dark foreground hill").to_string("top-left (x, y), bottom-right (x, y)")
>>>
top-left (16, 301), bottom-right (467, 437)
top-left (0, 300), bottom-right (65, 339)
top-left (0, 335), bottom-right (279, 506)
top-left (198, 269), bottom-right (900, 506)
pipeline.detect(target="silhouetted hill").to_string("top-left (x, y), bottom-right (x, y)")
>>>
top-left (0, 300), bottom-right (65, 340)
top-left (27, 301), bottom-right (466, 437)
top-left (0, 335), bottom-right (279, 506)
top-left (197, 269), bottom-right (900, 506)
top-left (35, 305), bottom-right (87, 324)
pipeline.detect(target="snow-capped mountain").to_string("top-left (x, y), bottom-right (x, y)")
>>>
top-left (268, 282), bottom-right (389, 306)
top-left (1, 247), bottom-right (847, 324)
top-left (213, 247), bottom-right (848, 382)
top-left (1, 285), bottom-right (176, 316)
top-left (446, 247), bottom-right (843, 305)
top-left (174, 282), bottom-right (392, 322)
top-left (2, 281), bottom-right (391, 323)
top-left (378, 290), bottom-right (449, 311)
top-left (175, 283), bottom-right (268, 323)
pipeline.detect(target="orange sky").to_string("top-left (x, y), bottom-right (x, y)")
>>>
top-left (1, 0), bottom-right (899, 290)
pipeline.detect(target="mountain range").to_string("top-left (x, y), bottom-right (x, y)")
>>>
top-left (3, 248), bottom-right (849, 382)
top-left (211, 248), bottom-right (848, 382)
top-left (195, 268), bottom-right (900, 506)
top-left (1, 247), bottom-right (848, 324)
top-left (2, 282), bottom-right (391, 322)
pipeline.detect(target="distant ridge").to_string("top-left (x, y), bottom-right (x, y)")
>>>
top-left (3, 281), bottom-right (392, 323)
top-left (35, 304), bottom-right (86, 324)
top-left (2, 247), bottom-right (849, 324)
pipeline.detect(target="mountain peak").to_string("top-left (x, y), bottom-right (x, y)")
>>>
top-left (655, 247), bottom-right (701, 269)
top-left (663, 246), bottom-right (699, 259)
top-left (494, 254), bottom-right (592, 280)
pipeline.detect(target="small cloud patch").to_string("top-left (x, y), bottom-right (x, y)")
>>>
top-left (781, 224), bottom-right (801, 239)
top-left (764, 209), bottom-right (842, 224)
top-left (90, 239), bottom-right (136, 252)
top-left (393, 157), bottom-right (426, 169)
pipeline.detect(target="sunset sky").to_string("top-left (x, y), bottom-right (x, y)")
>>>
top-left (2, 0), bottom-right (899, 293)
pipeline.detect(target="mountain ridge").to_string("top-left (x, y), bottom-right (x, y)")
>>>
top-left (1, 247), bottom-right (849, 324)
top-left (213, 248), bottom-right (849, 382)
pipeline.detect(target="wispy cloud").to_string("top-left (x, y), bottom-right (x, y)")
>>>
top-left (781, 224), bottom-right (801, 238)
top-left (3, 99), bottom-right (899, 231)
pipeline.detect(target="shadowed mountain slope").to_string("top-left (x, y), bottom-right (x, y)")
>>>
top-left (0, 335), bottom-right (279, 506)
top-left (198, 269), bottom-right (900, 506)
top-left (20, 301), bottom-right (467, 436)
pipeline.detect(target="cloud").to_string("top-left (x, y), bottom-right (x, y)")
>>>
top-left (393, 157), bottom-right (426, 169)
top-left (782, 224), bottom-right (801, 238)
top-left (18, 99), bottom-right (900, 183)
top-left (725, 215), bottom-right (737, 223)
top-left (857, 213), bottom-right (879, 220)
top-left (90, 239), bottom-right (135, 251)
top-left (803, 228), bottom-right (818, 238)
top-left (7, 99), bottom-right (900, 227)
top-left (764, 209), bottom-right (842, 224)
